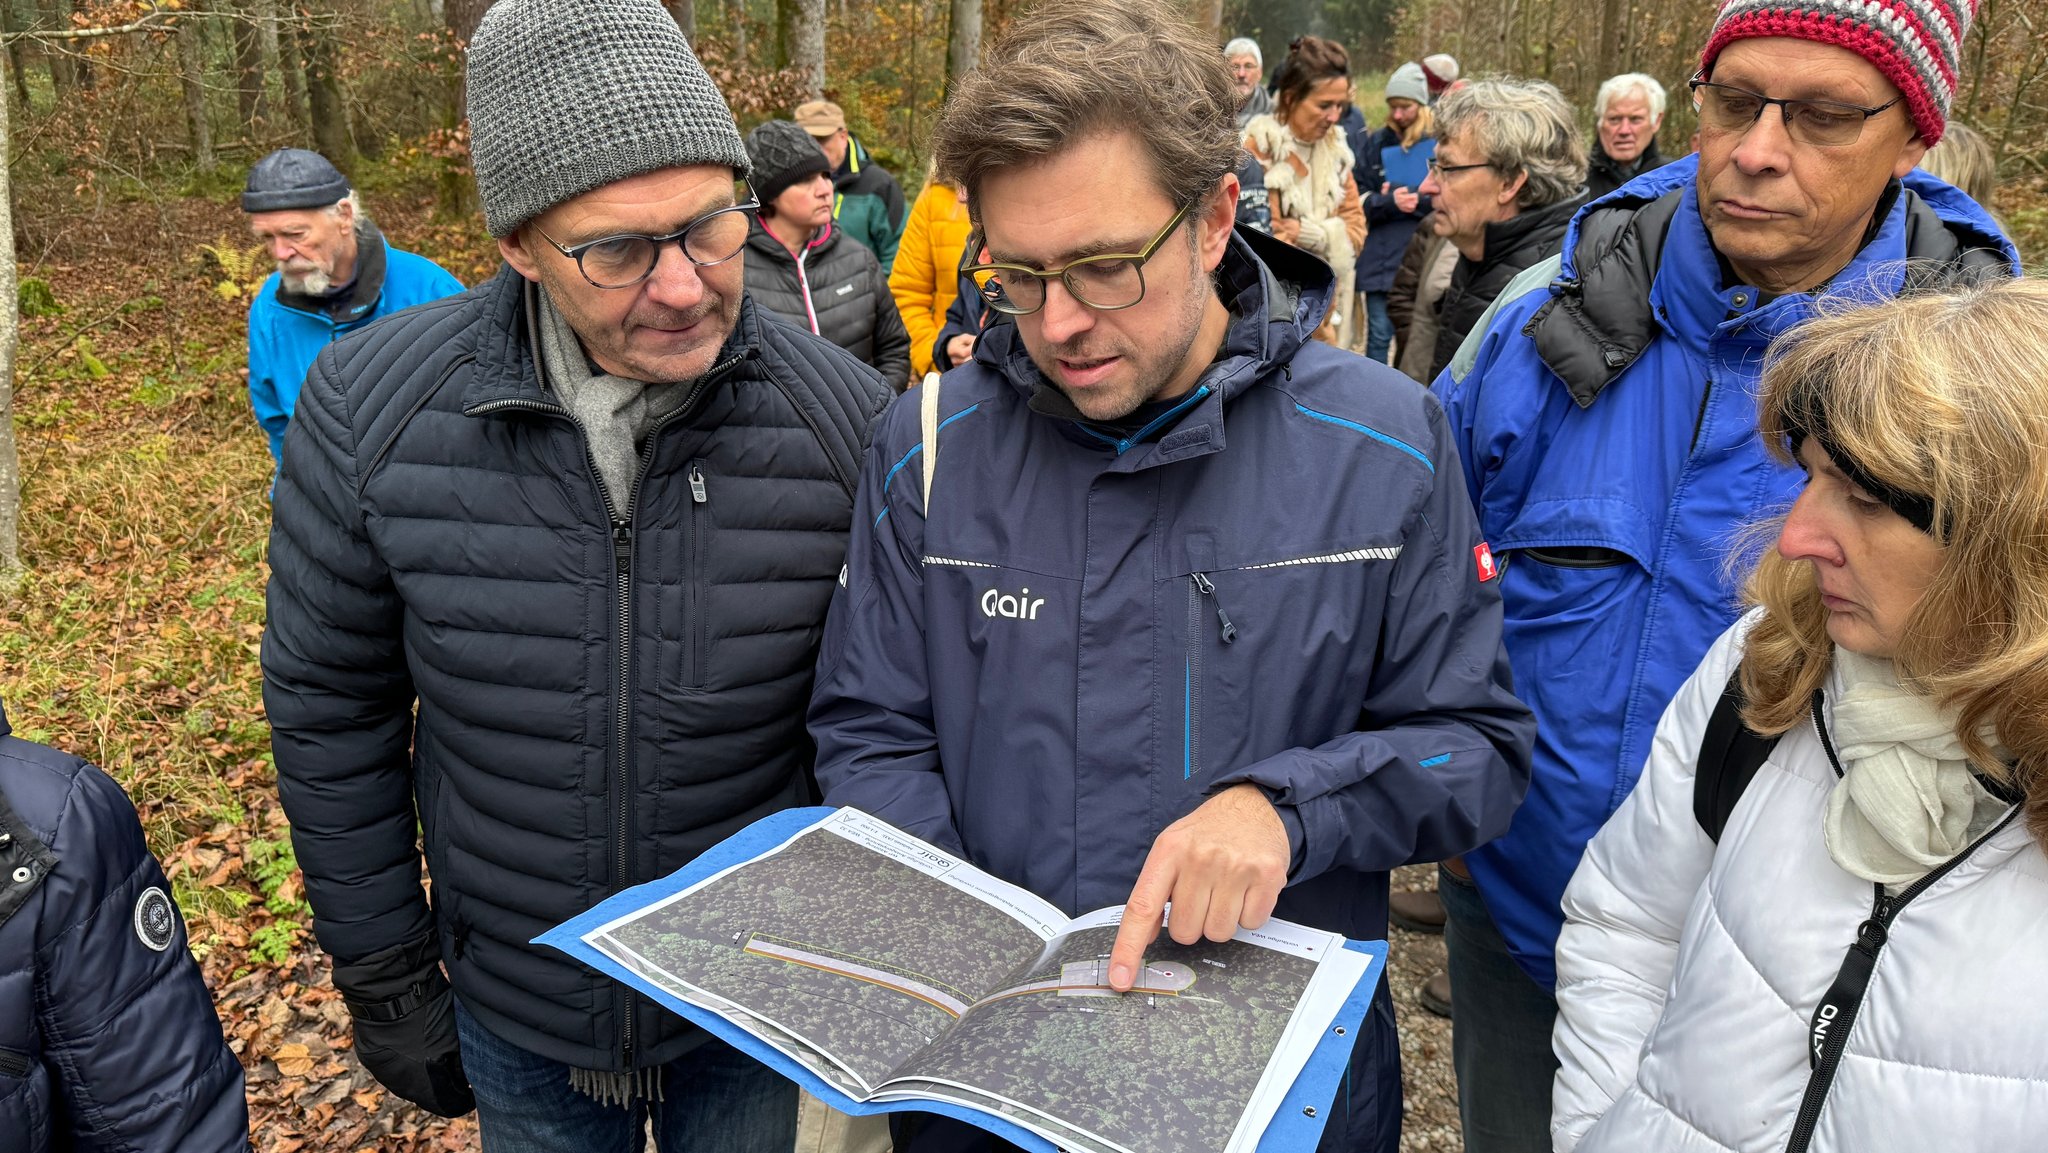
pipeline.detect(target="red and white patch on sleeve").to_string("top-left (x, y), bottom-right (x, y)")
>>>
top-left (1473, 542), bottom-right (1499, 582)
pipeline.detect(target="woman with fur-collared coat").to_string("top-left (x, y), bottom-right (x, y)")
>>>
top-left (1242, 35), bottom-right (1365, 347)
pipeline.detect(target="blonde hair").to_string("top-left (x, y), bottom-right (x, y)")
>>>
top-left (1399, 104), bottom-right (1435, 150)
top-left (1741, 278), bottom-right (2048, 847)
top-left (1918, 120), bottom-right (1997, 207)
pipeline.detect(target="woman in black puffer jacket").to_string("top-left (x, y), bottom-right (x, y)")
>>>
top-left (743, 120), bottom-right (912, 390)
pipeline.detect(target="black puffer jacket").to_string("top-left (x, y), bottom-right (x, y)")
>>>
top-left (1429, 191), bottom-right (1588, 381)
top-left (745, 218), bottom-right (912, 390)
top-left (1585, 139), bottom-right (1670, 202)
top-left (1, 703), bottom-right (248, 1153)
top-left (263, 267), bottom-right (893, 1073)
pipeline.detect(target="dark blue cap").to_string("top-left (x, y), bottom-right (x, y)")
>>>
top-left (241, 148), bottom-right (351, 213)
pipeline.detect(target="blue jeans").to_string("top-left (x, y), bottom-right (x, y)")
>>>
top-left (456, 999), bottom-right (797, 1153)
top-left (1439, 865), bottom-right (1558, 1153)
top-left (1363, 292), bottom-right (1395, 364)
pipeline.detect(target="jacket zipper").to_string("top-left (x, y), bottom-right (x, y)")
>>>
top-left (464, 350), bottom-right (737, 1070)
top-left (1184, 574), bottom-right (1238, 781)
top-left (687, 461), bottom-right (708, 687)
top-left (0, 1045), bottom-right (29, 1077)
top-left (1783, 692), bottom-right (2020, 1153)
top-left (1688, 375), bottom-right (1714, 454)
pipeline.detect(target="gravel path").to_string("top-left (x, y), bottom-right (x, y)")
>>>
top-left (1388, 864), bottom-right (1462, 1152)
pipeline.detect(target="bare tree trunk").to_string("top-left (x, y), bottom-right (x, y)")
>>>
top-left (178, 8), bottom-right (217, 173)
top-left (280, 3), bottom-right (311, 137)
top-left (1596, 0), bottom-right (1625, 85)
top-left (0, 55), bottom-right (20, 586)
top-left (446, 0), bottom-right (488, 41)
top-left (41, 0), bottom-right (76, 94)
top-left (3, 1), bottom-right (31, 108)
top-left (233, 6), bottom-right (273, 133)
top-left (1202, 0), bottom-right (1221, 42)
top-left (299, 7), bottom-right (353, 165)
top-left (776, 0), bottom-right (824, 99)
top-left (729, 0), bottom-right (747, 64)
top-left (667, 0), bottom-right (695, 41)
top-left (946, 0), bottom-right (979, 93)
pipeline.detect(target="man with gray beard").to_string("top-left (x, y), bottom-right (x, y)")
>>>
top-left (242, 148), bottom-right (461, 469)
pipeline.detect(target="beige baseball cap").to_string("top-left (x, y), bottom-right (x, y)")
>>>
top-left (793, 100), bottom-right (846, 137)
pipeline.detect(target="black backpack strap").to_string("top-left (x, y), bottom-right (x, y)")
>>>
top-left (1692, 669), bottom-right (1783, 843)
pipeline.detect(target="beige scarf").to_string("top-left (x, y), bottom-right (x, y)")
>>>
top-left (1824, 649), bottom-right (2010, 887)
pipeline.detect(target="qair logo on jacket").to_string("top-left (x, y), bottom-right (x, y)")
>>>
top-left (981, 586), bottom-right (1046, 621)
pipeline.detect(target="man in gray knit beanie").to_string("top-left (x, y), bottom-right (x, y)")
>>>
top-left (263, 1), bottom-right (893, 1150)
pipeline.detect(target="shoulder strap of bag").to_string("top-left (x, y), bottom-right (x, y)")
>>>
top-left (1693, 669), bottom-right (1784, 844)
top-left (919, 371), bottom-right (942, 512)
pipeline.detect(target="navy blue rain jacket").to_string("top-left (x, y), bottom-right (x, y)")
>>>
top-left (0, 703), bottom-right (249, 1153)
top-left (810, 226), bottom-right (1533, 940)
top-left (1349, 125), bottom-right (1434, 294)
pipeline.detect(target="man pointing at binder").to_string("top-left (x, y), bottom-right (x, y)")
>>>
top-left (806, 3), bottom-right (1534, 1151)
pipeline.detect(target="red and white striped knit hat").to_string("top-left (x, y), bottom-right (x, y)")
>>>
top-left (1700, 0), bottom-right (1978, 145)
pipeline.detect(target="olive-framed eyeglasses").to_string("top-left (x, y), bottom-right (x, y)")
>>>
top-left (962, 201), bottom-right (1194, 316)
top-left (533, 200), bottom-right (759, 290)
top-left (1688, 76), bottom-right (1901, 148)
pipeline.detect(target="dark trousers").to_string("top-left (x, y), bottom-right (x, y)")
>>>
top-left (456, 999), bottom-right (797, 1153)
top-left (1439, 864), bottom-right (1559, 1153)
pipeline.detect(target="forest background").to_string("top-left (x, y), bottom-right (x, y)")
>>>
top-left (2, 1), bottom-right (2044, 1150)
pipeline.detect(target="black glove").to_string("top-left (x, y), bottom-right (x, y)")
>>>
top-left (332, 936), bottom-right (476, 1117)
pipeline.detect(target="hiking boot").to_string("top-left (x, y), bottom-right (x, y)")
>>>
top-left (1418, 969), bottom-right (1452, 1019)
top-left (1389, 887), bottom-right (1446, 934)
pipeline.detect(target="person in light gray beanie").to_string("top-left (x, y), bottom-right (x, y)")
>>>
top-left (266, 3), bottom-right (894, 1152)
top-left (465, 0), bottom-right (751, 236)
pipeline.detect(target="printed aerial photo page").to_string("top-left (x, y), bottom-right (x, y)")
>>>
top-left (550, 808), bottom-right (1379, 1153)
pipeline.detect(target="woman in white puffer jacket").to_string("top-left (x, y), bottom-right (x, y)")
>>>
top-left (1550, 278), bottom-right (2048, 1153)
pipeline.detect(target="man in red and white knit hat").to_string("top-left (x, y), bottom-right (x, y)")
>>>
top-left (1429, 3), bottom-right (2018, 1152)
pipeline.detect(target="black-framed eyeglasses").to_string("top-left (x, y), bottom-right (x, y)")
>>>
top-left (962, 202), bottom-right (1193, 317)
top-left (533, 200), bottom-right (759, 289)
top-left (1425, 157), bottom-right (1493, 180)
top-left (1688, 77), bottom-right (1900, 148)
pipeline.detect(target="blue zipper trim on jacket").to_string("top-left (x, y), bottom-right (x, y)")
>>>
top-left (1293, 404), bottom-right (1433, 473)
top-left (1418, 753), bottom-right (1452, 768)
top-left (1183, 662), bottom-right (1193, 780)
top-left (1073, 386), bottom-right (1211, 456)
top-left (877, 402), bottom-right (983, 525)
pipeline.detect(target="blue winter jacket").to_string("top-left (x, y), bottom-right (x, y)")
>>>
top-left (0, 703), bottom-right (249, 1153)
top-left (1435, 156), bottom-right (2019, 990)
top-left (812, 222), bottom-right (1533, 940)
top-left (247, 221), bottom-right (462, 465)
top-left (812, 227), bottom-right (1532, 1152)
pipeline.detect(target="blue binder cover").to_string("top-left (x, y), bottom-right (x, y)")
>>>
top-left (1380, 138), bottom-right (1436, 192)
top-left (538, 807), bottom-right (1388, 1153)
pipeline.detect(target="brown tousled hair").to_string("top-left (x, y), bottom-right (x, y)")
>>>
top-left (928, 0), bottom-right (1240, 218)
top-left (1741, 277), bottom-right (2048, 850)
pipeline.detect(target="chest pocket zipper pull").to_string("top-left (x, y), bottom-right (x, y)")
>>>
top-left (1192, 573), bottom-right (1237, 644)
top-left (689, 465), bottom-right (708, 504)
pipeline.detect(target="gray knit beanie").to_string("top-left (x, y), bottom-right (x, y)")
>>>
top-left (465, 0), bottom-right (751, 237)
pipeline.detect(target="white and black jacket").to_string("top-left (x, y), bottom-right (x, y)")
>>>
top-left (1552, 612), bottom-right (2048, 1152)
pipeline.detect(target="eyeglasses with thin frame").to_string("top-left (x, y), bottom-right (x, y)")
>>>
top-left (1688, 77), bottom-right (1901, 148)
top-left (962, 202), bottom-right (1194, 317)
top-left (533, 200), bottom-right (759, 290)
top-left (1425, 156), bottom-right (1493, 180)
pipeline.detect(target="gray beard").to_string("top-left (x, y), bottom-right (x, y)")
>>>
top-left (280, 265), bottom-right (333, 296)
